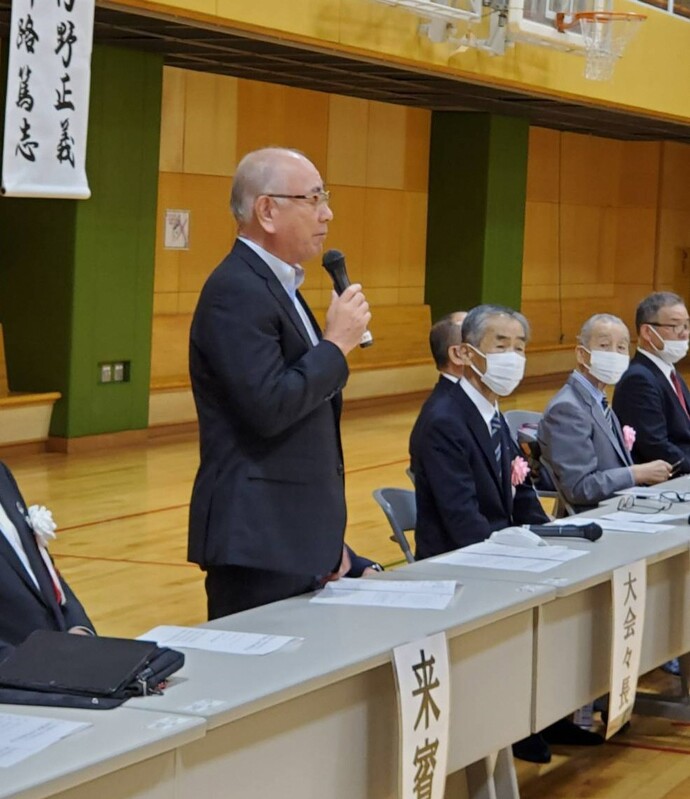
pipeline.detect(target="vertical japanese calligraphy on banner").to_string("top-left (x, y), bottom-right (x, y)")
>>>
top-left (607, 559), bottom-right (646, 739)
top-left (2, 0), bottom-right (95, 198)
top-left (393, 633), bottom-right (450, 799)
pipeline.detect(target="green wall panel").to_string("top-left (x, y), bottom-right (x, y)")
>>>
top-left (0, 44), bottom-right (162, 438)
top-left (425, 112), bottom-right (529, 321)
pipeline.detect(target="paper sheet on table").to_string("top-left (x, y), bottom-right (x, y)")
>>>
top-left (549, 516), bottom-right (667, 534)
top-left (600, 510), bottom-right (690, 525)
top-left (139, 625), bottom-right (299, 655)
top-left (614, 487), bottom-right (674, 498)
top-left (0, 712), bottom-right (90, 768)
top-left (430, 541), bottom-right (587, 572)
top-left (310, 578), bottom-right (457, 610)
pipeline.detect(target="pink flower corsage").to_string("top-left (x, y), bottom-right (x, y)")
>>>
top-left (622, 425), bottom-right (636, 452)
top-left (511, 456), bottom-right (530, 487)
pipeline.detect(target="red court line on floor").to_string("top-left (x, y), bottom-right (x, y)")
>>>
top-left (608, 740), bottom-right (690, 756)
top-left (57, 459), bottom-right (410, 533)
top-left (59, 503), bottom-right (190, 532)
top-left (346, 458), bottom-right (409, 475)
top-left (52, 553), bottom-right (197, 569)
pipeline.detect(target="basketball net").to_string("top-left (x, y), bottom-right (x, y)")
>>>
top-left (556, 12), bottom-right (646, 81)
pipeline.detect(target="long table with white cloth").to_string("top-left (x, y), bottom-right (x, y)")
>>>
top-left (5, 477), bottom-right (690, 799)
top-left (405, 477), bottom-right (690, 731)
top-left (1, 574), bottom-right (556, 799)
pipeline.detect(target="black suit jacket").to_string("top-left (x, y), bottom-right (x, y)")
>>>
top-left (612, 352), bottom-right (690, 473)
top-left (0, 462), bottom-right (92, 659)
top-left (410, 378), bottom-right (549, 560)
top-left (188, 240), bottom-right (350, 576)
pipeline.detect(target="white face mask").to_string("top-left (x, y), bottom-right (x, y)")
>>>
top-left (649, 327), bottom-right (690, 365)
top-left (584, 349), bottom-right (630, 385)
top-left (469, 346), bottom-right (526, 397)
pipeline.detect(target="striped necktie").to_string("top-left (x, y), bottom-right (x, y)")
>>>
top-left (601, 396), bottom-right (613, 427)
top-left (490, 412), bottom-right (502, 473)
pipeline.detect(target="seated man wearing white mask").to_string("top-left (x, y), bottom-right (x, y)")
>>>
top-left (539, 314), bottom-right (671, 513)
top-left (410, 304), bottom-right (549, 560)
top-left (613, 292), bottom-right (690, 475)
top-left (410, 305), bottom-right (604, 763)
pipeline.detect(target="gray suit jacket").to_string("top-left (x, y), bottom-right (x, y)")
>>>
top-left (538, 373), bottom-right (634, 510)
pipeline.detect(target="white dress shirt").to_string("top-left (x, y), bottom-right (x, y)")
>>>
top-left (638, 348), bottom-right (676, 390)
top-left (239, 237), bottom-right (319, 346)
top-left (459, 376), bottom-right (500, 436)
top-left (0, 501), bottom-right (39, 590)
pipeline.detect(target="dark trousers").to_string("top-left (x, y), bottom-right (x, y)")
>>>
top-left (205, 565), bottom-right (318, 620)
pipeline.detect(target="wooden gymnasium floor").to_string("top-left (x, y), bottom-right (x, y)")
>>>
top-left (8, 381), bottom-right (690, 798)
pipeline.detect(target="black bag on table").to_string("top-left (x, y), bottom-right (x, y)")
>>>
top-left (0, 629), bottom-right (184, 709)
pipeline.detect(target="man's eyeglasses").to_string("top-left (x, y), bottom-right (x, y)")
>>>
top-left (264, 190), bottom-right (331, 207)
top-left (648, 321), bottom-right (690, 335)
top-left (659, 491), bottom-right (690, 504)
top-left (617, 495), bottom-right (672, 514)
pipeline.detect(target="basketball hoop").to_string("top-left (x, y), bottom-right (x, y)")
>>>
top-left (556, 11), bottom-right (646, 81)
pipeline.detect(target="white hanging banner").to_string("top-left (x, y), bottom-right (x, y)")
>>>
top-left (2, 0), bottom-right (95, 198)
top-left (607, 559), bottom-right (646, 738)
top-left (393, 632), bottom-right (450, 799)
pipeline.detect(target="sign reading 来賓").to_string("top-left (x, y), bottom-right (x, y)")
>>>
top-left (393, 632), bottom-right (450, 799)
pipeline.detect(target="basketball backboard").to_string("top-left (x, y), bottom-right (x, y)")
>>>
top-left (508, 0), bottom-right (613, 52)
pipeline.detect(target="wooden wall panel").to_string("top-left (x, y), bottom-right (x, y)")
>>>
top-left (326, 95), bottom-right (368, 187)
top-left (522, 201), bottom-right (559, 287)
top-left (526, 127), bottom-right (559, 204)
top-left (561, 132), bottom-right (621, 208)
top-left (236, 81), bottom-right (330, 176)
top-left (326, 185), bottom-right (367, 289)
top-left (157, 174), bottom-right (234, 298)
top-left (559, 204), bottom-right (611, 286)
top-left (182, 72), bottom-right (237, 176)
top-left (366, 101), bottom-right (407, 189)
top-left (656, 210), bottom-right (690, 288)
top-left (661, 142), bottom-right (690, 211)
top-left (614, 207), bottom-right (656, 284)
top-left (521, 130), bottom-right (690, 350)
top-left (399, 191), bottom-right (428, 287)
top-left (159, 67), bottom-right (185, 173)
top-left (404, 108), bottom-right (431, 192)
top-left (618, 140), bottom-right (660, 208)
top-left (362, 188), bottom-right (404, 287)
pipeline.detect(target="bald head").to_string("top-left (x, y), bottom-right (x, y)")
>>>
top-left (231, 147), bottom-right (307, 226)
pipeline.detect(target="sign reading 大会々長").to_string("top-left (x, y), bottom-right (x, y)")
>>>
top-left (2, 0), bottom-right (94, 199)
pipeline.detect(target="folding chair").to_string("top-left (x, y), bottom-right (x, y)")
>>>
top-left (372, 487), bottom-right (416, 563)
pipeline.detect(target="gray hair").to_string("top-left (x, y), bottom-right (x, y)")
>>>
top-left (577, 314), bottom-right (628, 348)
top-left (635, 292), bottom-right (685, 332)
top-left (230, 147), bottom-right (303, 224)
top-left (461, 304), bottom-right (530, 347)
top-left (429, 312), bottom-right (465, 369)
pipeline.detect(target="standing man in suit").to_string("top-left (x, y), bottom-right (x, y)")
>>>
top-left (0, 461), bottom-right (93, 660)
top-left (188, 147), bottom-right (372, 619)
top-left (539, 314), bottom-right (671, 512)
top-left (613, 292), bottom-right (690, 473)
top-left (410, 304), bottom-right (549, 561)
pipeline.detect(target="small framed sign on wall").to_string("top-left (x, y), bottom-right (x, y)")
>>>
top-left (164, 209), bottom-right (190, 250)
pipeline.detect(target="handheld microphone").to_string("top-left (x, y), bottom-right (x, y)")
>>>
top-left (529, 523), bottom-right (603, 542)
top-left (322, 249), bottom-right (373, 348)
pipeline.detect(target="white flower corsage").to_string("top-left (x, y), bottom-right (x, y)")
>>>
top-left (27, 505), bottom-right (58, 547)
